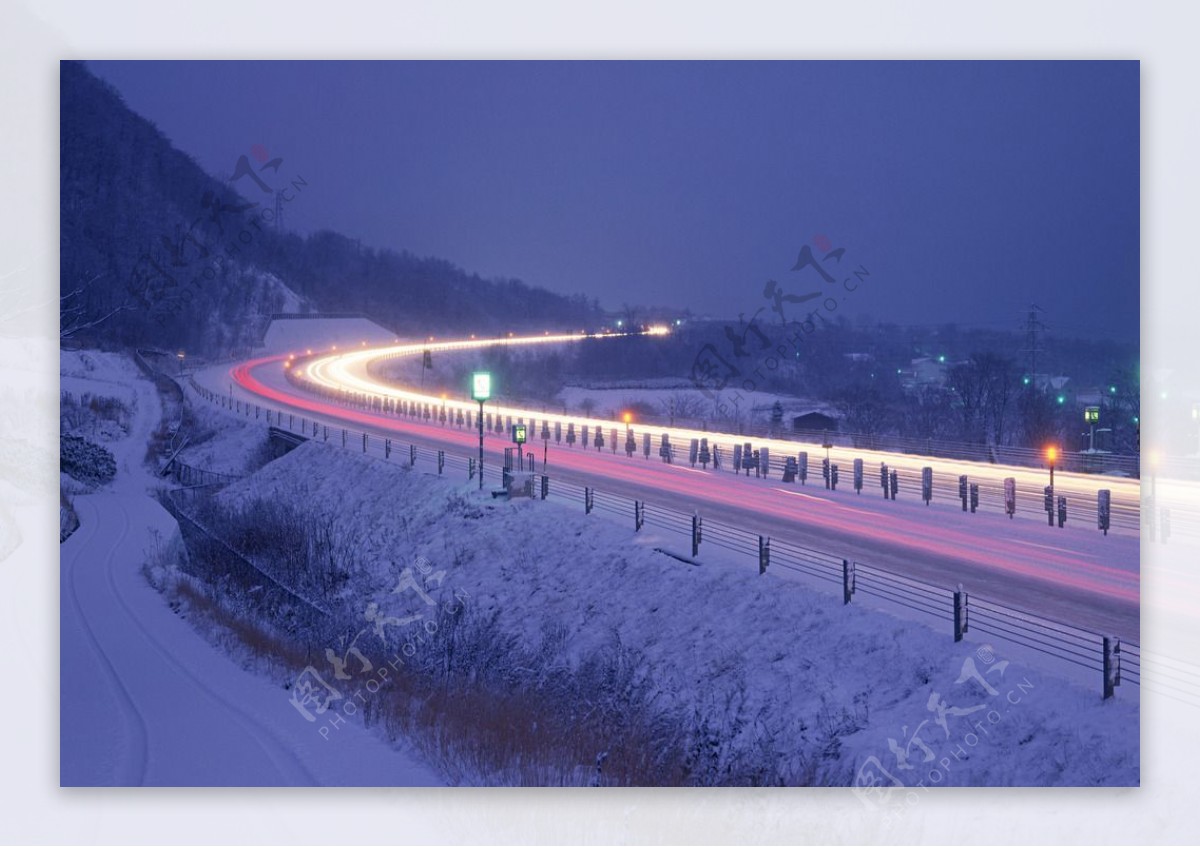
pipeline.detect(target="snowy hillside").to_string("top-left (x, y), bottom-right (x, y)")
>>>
top-left (190, 440), bottom-right (1138, 787)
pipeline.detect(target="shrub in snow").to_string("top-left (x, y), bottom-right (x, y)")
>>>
top-left (60, 434), bottom-right (117, 486)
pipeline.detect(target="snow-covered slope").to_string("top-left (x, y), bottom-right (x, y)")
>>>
top-left (212, 441), bottom-right (1139, 787)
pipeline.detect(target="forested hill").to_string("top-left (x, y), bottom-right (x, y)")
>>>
top-left (60, 61), bottom-right (602, 355)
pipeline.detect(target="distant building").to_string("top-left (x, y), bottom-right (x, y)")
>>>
top-left (908, 357), bottom-right (949, 388)
top-left (792, 411), bottom-right (839, 433)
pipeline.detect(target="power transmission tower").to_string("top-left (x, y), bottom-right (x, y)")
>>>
top-left (1022, 304), bottom-right (1046, 387)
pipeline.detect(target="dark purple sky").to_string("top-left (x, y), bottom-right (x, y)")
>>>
top-left (88, 60), bottom-right (1139, 341)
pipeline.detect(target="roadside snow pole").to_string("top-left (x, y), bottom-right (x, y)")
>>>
top-left (732, 444), bottom-right (743, 475)
top-left (409, 444), bottom-right (416, 467)
top-left (853, 458), bottom-right (863, 494)
top-left (1103, 636), bottom-right (1121, 699)
top-left (953, 583), bottom-right (968, 642)
top-left (970, 483), bottom-right (979, 513)
top-left (585, 487), bottom-right (594, 514)
top-left (363, 433), bottom-right (368, 453)
top-left (798, 451), bottom-right (808, 485)
top-left (342, 429), bottom-right (346, 448)
top-left (692, 512), bottom-right (702, 557)
top-left (323, 425), bottom-right (328, 442)
top-left (1004, 477), bottom-right (1016, 518)
top-left (689, 438), bottom-right (699, 467)
top-left (1098, 489), bottom-right (1111, 535)
top-left (922, 467), bottom-right (934, 506)
top-left (889, 470), bottom-right (899, 500)
top-left (760, 447), bottom-right (770, 479)
top-left (881, 463), bottom-right (890, 498)
top-left (842, 559), bottom-right (855, 605)
top-left (437, 450), bottom-right (445, 474)
top-left (643, 432), bottom-right (651, 460)
top-left (635, 500), bottom-right (644, 531)
top-left (469, 458), bottom-right (476, 481)
top-left (385, 438), bottom-right (391, 459)
top-left (758, 536), bottom-right (770, 575)
top-left (540, 474), bottom-right (549, 500)
top-left (959, 475), bottom-right (969, 511)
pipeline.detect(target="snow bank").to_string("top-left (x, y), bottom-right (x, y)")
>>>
top-left (212, 440), bottom-right (1138, 787)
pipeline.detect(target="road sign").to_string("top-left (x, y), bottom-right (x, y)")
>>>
top-left (471, 371), bottom-right (491, 401)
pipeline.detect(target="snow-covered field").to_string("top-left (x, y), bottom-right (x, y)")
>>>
top-left (204, 439), bottom-right (1139, 787)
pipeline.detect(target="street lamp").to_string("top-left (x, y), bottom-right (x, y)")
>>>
top-left (472, 371), bottom-right (491, 490)
top-left (1045, 444), bottom-right (1058, 489)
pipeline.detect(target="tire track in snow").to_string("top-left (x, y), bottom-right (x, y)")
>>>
top-left (62, 497), bottom-right (149, 785)
top-left (98, 495), bottom-right (318, 786)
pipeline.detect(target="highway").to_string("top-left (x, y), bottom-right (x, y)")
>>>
top-left (192, 331), bottom-right (1141, 642)
top-left (290, 331), bottom-right (1142, 532)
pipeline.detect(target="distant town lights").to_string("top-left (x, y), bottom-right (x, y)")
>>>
top-left (644, 325), bottom-right (671, 336)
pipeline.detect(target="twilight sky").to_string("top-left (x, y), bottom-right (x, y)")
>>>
top-left (88, 60), bottom-right (1140, 341)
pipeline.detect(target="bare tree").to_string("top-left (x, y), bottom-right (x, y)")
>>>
top-left (59, 273), bottom-right (132, 340)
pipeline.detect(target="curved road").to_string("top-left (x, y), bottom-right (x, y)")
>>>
top-left (194, 338), bottom-right (1140, 641)
top-left (60, 492), bottom-right (441, 786)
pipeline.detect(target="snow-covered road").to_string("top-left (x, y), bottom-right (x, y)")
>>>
top-left (59, 347), bottom-right (444, 786)
top-left (60, 492), bottom-right (442, 786)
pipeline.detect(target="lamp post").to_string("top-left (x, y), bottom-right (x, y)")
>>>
top-left (1046, 444), bottom-right (1057, 489)
top-left (472, 372), bottom-right (491, 490)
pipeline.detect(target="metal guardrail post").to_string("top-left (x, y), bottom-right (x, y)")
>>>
top-left (954, 583), bottom-right (968, 642)
top-left (1103, 636), bottom-right (1121, 699)
top-left (759, 536), bottom-right (770, 575)
top-left (842, 559), bottom-right (855, 604)
top-left (438, 450), bottom-right (445, 474)
top-left (409, 444), bottom-right (416, 467)
top-left (363, 432), bottom-right (368, 453)
top-left (585, 487), bottom-right (593, 514)
top-left (692, 512), bottom-right (702, 557)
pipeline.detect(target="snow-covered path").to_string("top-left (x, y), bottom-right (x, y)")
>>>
top-left (60, 492), bottom-right (442, 786)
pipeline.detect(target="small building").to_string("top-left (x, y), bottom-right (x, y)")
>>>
top-left (792, 411), bottom-right (839, 433)
top-left (910, 357), bottom-right (948, 387)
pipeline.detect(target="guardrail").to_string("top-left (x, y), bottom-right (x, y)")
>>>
top-left (189, 378), bottom-right (1140, 700)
